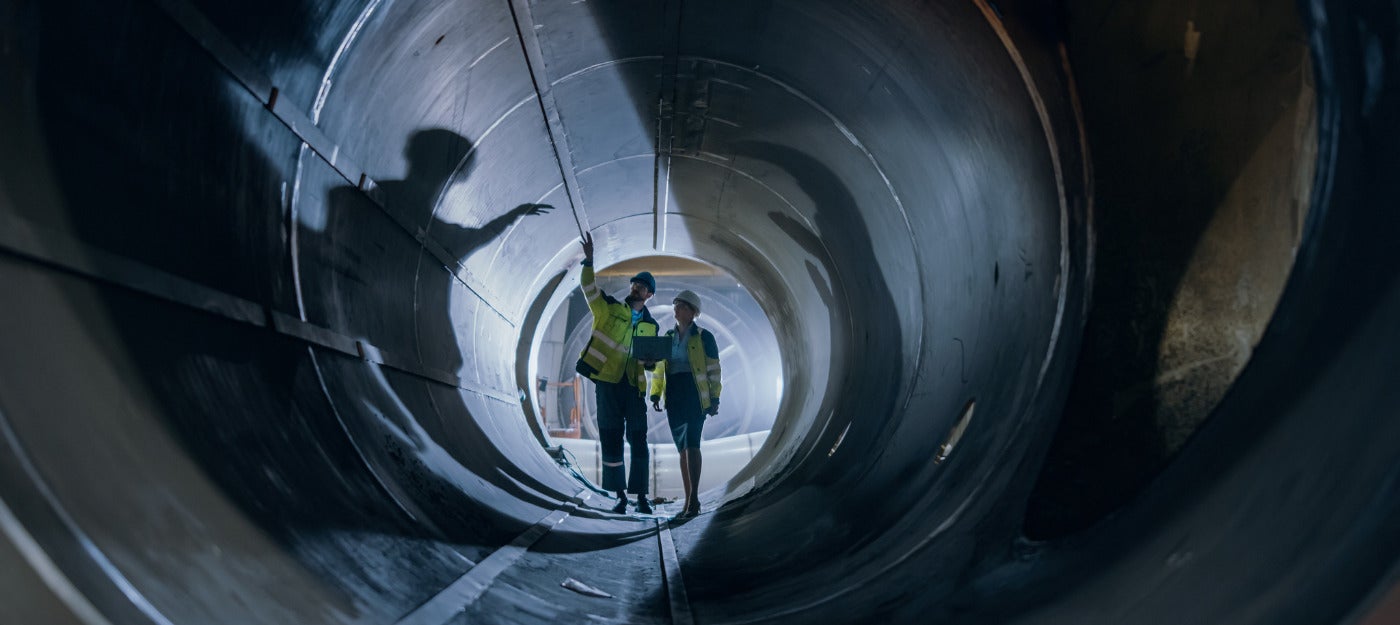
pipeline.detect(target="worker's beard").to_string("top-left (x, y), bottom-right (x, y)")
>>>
top-left (624, 294), bottom-right (642, 305)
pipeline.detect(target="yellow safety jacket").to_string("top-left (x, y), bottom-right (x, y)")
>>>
top-left (575, 262), bottom-right (658, 390)
top-left (648, 324), bottom-right (722, 413)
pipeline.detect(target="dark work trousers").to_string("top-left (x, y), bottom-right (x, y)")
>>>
top-left (595, 378), bottom-right (649, 495)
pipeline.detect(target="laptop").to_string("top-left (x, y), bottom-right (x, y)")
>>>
top-left (630, 336), bottom-right (672, 362)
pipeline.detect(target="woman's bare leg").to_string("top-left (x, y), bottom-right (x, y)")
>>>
top-left (678, 448), bottom-right (692, 513)
top-left (686, 448), bottom-right (702, 514)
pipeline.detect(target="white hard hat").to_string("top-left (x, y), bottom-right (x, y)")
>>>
top-left (673, 290), bottom-right (702, 316)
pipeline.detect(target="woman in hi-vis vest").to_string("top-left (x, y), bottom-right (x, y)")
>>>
top-left (649, 290), bottom-right (722, 519)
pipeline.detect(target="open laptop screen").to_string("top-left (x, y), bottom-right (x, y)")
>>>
top-left (630, 336), bottom-right (671, 361)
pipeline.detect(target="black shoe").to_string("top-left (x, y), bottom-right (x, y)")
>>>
top-left (637, 498), bottom-right (653, 514)
top-left (611, 498), bottom-right (628, 514)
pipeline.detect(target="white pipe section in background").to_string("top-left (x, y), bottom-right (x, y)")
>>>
top-left (556, 432), bottom-right (771, 500)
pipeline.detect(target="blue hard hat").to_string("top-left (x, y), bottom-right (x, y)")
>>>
top-left (630, 271), bottom-right (656, 294)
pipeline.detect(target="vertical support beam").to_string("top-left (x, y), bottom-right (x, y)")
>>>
top-left (507, 0), bottom-right (591, 239)
top-left (653, 0), bottom-right (684, 250)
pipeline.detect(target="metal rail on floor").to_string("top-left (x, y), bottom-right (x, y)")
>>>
top-left (393, 491), bottom-right (591, 625)
top-left (657, 519), bottom-right (694, 625)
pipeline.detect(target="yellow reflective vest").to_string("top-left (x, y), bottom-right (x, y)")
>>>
top-left (648, 324), bottom-right (722, 413)
top-left (575, 262), bottom-right (658, 390)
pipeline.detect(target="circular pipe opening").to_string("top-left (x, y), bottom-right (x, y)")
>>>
top-left (2, 0), bottom-right (1397, 624)
top-left (523, 254), bottom-right (782, 501)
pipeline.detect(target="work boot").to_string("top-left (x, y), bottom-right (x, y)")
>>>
top-left (611, 497), bottom-right (628, 514)
top-left (636, 497), bottom-right (653, 514)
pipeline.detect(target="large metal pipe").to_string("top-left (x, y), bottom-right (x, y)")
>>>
top-left (0, 0), bottom-right (1395, 624)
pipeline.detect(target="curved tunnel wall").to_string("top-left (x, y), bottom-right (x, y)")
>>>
top-left (1028, 0), bottom-right (1321, 538)
top-left (0, 1), bottom-right (1397, 624)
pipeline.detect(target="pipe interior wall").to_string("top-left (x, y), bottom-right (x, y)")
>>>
top-left (1028, 0), bottom-right (1319, 538)
top-left (0, 0), bottom-right (1396, 623)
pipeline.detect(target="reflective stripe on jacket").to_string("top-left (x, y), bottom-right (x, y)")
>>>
top-left (648, 324), bottom-right (722, 412)
top-left (576, 262), bottom-right (658, 389)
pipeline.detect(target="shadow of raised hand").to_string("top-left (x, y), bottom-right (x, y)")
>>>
top-left (514, 203), bottom-right (553, 218)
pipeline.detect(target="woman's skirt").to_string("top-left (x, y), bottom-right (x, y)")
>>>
top-left (665, 373), bottom-right (705, 451)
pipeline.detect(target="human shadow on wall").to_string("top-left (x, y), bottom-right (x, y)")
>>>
top-left (649, 142), bottom-right (916, 610)
top-left (135, 127), bottom-right (654, 611)
top-left (21, 4), bottom-right (581, 615)
top-left (137, 127), bottom-right (617, 579)
top-left (21, 5), bottom-right (645, 618)
top-left (305, 128), bottom-right (603, 539)
top-left (736, 141), bottom-right (906, 494)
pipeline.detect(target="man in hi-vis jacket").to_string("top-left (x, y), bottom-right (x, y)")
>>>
top-left (576, 233), bottom-right (659, 514)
